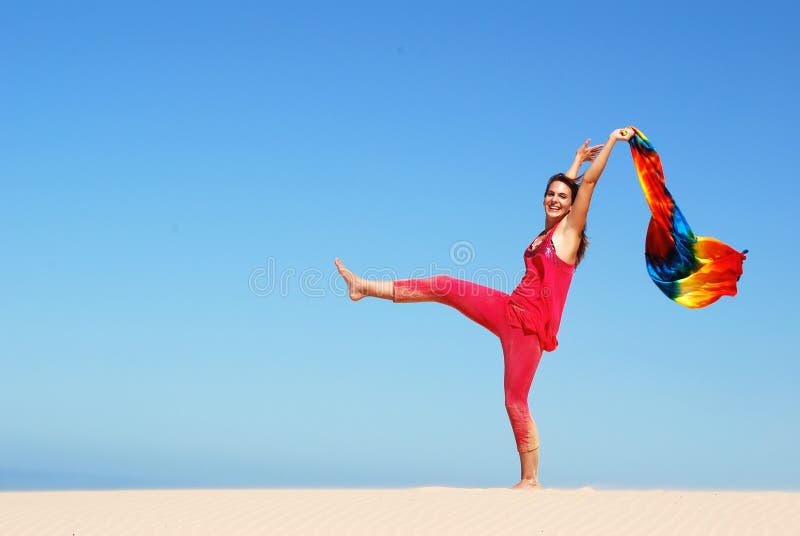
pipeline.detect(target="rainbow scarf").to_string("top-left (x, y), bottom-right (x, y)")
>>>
top-left (628, 127), bottom-right (747, 308)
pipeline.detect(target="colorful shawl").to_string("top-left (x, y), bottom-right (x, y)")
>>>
top-left (628, 127), bottom-right (747, 308)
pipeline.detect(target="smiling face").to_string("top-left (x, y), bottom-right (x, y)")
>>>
top-left (543, 179), bottom-right (573, 220)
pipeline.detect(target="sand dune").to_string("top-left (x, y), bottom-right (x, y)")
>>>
top-left (2, 487), bottom-right (798, 535)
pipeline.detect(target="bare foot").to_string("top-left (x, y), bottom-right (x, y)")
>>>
top-left (335, 258), bottom-right (366, 301)
top-left (511, 479), bottom-right (541, 490)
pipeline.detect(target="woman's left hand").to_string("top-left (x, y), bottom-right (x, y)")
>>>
top-left (610, 127), bottom-right (635, 142)
top-left (575, 139), bottom-right (604, 163)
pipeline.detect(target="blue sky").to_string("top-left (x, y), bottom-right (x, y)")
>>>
top-left (2, 1), bottom-right (798, 490)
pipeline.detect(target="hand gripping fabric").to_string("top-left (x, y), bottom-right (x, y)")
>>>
top-left (628, 127), bottom-right (747, 308)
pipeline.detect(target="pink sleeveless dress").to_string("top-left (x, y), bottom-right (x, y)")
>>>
top-left (505, 219), bottom-right (576, 352)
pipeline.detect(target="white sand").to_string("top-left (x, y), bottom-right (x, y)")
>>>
top-left (2, 487), bottom-right (799, 535)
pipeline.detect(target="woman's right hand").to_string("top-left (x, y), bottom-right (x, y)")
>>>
top-left (610, 127), bottom-right (635, 142)
top-left (575, 138), bottom-right (604, 163)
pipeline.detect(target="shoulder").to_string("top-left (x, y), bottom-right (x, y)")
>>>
top-left (549, 216), bottom-right (581, 264)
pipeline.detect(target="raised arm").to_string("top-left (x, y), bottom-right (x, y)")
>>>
top-left (565, 139), bottom-right (604, 179)
top-left (565, 127), bottom-right (634, 233)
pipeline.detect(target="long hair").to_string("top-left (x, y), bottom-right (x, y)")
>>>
top-left (545, 173), bottom-right (589, 266)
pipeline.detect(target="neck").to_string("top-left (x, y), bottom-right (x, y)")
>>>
top-left (544, 215), bottom-right (562, 230)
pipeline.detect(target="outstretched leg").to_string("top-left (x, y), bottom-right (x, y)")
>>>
top-left (335, 259), bottom-right (510, 336)
top-left (392, 275), bottom-right (510, 337)
top-left (335, 258), bottom-right (393, 300)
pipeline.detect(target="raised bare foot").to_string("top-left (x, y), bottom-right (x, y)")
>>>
top-left (511, 479), bottom-right (541, 490)
top-left (335, 258), bottom-right (366, 301)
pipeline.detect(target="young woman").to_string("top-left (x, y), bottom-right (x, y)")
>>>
top-left (335, 127), bottom-right (635, 489)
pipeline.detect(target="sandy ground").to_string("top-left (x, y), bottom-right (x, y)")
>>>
top-left (2, 487), bottom-right (799, 535)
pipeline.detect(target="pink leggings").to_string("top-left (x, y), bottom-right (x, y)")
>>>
top-left (393, 275), bottom-right (542, 452)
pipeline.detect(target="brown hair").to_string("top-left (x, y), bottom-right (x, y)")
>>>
top-left (545, 173), bottom-right (589, 266)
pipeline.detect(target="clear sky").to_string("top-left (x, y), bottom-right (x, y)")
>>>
top-left (2, 1), bottom-right (798, 491)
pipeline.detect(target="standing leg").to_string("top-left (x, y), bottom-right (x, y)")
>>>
top-left (515, 428), bottom-right (540, 490)
top-left (500, 329), bottom-right (543, 489)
